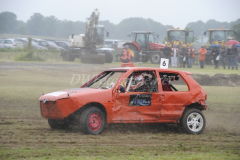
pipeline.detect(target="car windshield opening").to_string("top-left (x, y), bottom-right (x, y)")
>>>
top-left (85, 71), bottom-right (126, 89)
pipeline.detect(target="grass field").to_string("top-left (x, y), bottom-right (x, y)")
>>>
top-left (0, 58), bottom-right (240, 159)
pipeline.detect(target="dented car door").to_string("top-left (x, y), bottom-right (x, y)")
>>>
top-left (112, 70), bottom-right (161, 122)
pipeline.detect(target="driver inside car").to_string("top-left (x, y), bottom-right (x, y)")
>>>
top-left (129, 73), bottom-right (150, 92)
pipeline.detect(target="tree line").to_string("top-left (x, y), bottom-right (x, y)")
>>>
top-left (0, 11), bottom-right (239, 41)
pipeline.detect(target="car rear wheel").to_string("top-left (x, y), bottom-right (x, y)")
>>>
top-left (181, 109), bottom-right (206, 134)
top-left (48, 119), bottom-right (69, 129)
top-left (79, 107), bottom-right (105, 135)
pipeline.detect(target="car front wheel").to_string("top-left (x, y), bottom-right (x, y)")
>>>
top-left (181, 109), bottom-right (206, 134)
top-left (79, 107), bottom-right (105, 135)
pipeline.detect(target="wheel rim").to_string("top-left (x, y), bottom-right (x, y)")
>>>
top-left (88, 112), bottom-right (102, 131)
top-left (187, 112), bottom-right (204, 132)
top-left (151, 53), bottom-right (160, 63)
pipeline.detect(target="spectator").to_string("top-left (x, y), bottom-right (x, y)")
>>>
top-left (227, 46), bottom-right (232, 69)
top-left (198, 45), bottom-right (207, 69)
top-left (179, 45), bottom-right (188, 68)
top-left (211, 46), bottom-right (220, 69)
top-left (220, 47), bottom-right (227, 69)
top-left (171, 45), bottom-right (179, 67)
top-left (188, 46), bottom-right (195, 68)
top-left (163, 42), bottom-right (172, 61)
top-left (231, 44), bottom-right (239, 70)
top-left (120, 45), bottom-right (135, 67)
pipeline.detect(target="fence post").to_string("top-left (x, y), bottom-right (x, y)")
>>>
top-left (28, 37), bottom-right (32, 50)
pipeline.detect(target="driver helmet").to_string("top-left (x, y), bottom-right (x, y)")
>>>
top-left (130, 73), bottom-right (145, 90)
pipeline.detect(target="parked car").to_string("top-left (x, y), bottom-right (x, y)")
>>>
top-left (54, 41), bottom-right (69, 50)
top-left (32, 38), bottom-right (43, 43)
top-left (0, 39), bottom-right (24, 49)
top-left (36, 40), bottom-right (64, 50)
top-left (39, 67), bottom-right (208, 135)
top-left (14, 38), bottom-right (47, 50)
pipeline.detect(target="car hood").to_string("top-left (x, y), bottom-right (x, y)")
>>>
top-left (39, 88), bottom-right (108, 102)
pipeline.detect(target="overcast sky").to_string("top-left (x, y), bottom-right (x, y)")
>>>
top-left (0, 0), bottom-right (239, 28)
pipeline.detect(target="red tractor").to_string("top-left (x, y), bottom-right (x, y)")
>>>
top-left (123, 31), bottom-right (166, 64)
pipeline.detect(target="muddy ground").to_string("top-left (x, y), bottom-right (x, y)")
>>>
top-left (0, 62), bottom-right (240, 159)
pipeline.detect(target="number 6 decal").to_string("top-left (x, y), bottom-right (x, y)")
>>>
top-left (160, 58), bottom-right (169, 69)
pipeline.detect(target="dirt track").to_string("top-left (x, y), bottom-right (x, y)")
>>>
top-left (0, 61), bottom-right (239, 134)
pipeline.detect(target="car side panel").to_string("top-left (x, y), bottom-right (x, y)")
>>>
top-left (157, 71), bottom-right (207, 122)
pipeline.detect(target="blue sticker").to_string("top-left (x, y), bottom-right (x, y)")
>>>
top-left (129, 94), bottom-right (152, 106)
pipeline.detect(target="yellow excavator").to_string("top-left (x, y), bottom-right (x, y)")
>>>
top-left (165, 27), bottom-right (194, 48)
top-left (204, 27), bottom-right (236, 48)
top-left (203, 27), bottom-right (236, 64)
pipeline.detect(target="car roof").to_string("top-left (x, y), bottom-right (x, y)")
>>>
top-left (4, 38), bottom-right (14, 41)
top-left (106, 67), bottom-right (191, 75)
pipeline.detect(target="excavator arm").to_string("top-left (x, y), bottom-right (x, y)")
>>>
top-left (67, 9), bottom-right (108, 64)
top-left (85, 9), bottom-right (100, 48)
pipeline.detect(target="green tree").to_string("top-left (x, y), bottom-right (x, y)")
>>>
top-left (0, 14), bottom-right (8, 34)
top-left (58, 20), bottom-right (75, 38)
top-left (0, 11), bottom-right (17, 33)
top-left (43, 15), bottom-right (59, 37)
top-left (17, 20), bottom-right (27, 35)
top-left (27, 13), bottom-right (44, 36)
top-left (231, 19), bottom-right (240, 41)
top-left (114, 17), bottom-right (172, 40)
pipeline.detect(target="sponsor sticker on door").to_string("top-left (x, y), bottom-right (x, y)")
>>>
top-left (129, 94), bottom-right (152, 106)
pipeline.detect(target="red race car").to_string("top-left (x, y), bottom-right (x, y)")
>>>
top-left (39, 67), bottom-right (207, 135)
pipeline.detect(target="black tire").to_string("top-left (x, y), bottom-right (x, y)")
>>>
top-left (181, 109), bottom-right (206, 134)
top-left (128, 45), bottom-right (139, 62)
top-left (79, 107), bottom-right (105, 135)
top-left (62, 51), bottom-right (75, 61)
top-left (150, 51), bottom-right (163, 64)
top-left (48, 119), bottom-right (69, 129)
top-left (104, 51), bottom-right (113, 63)
top-left (80, 53), bottom-right (105, 64)
top-left (141, 57), bottom-right (149, 63)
